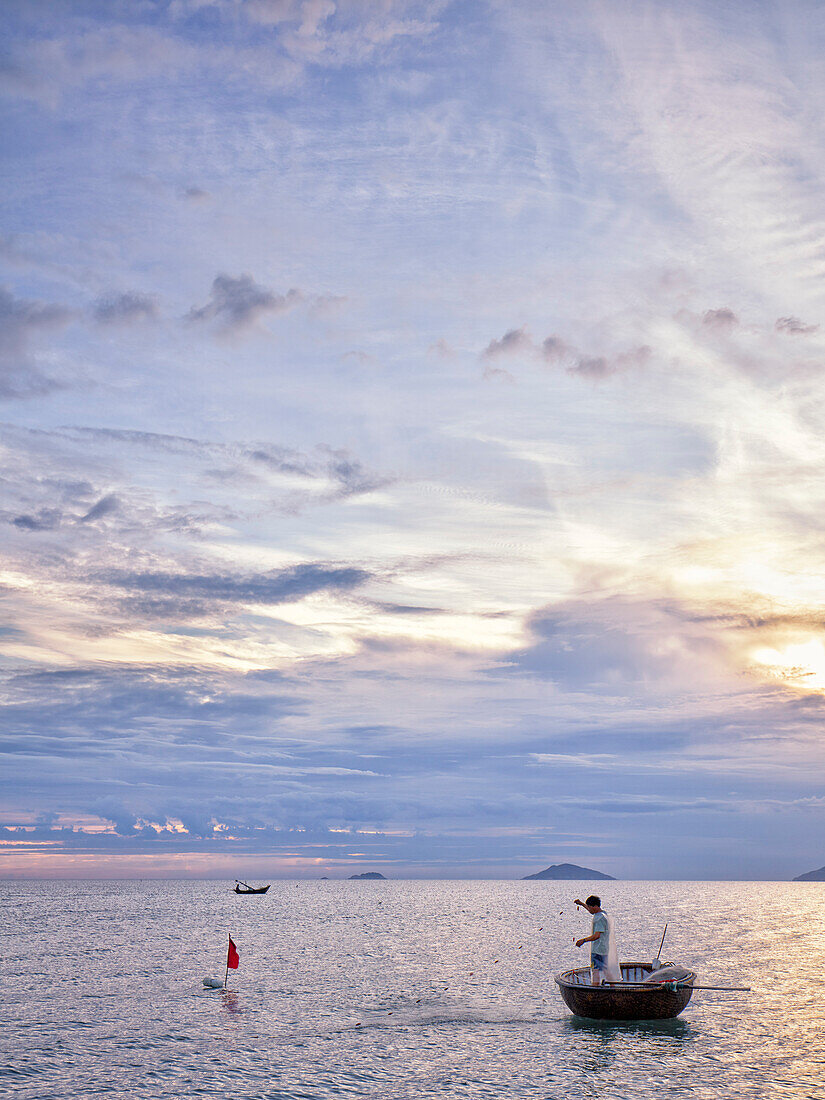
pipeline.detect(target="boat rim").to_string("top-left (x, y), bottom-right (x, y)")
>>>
top-left (554, 961), bottom-right (696, 991)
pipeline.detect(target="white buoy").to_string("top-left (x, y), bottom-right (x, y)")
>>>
top-left (203, 977), bottom-right (224, 989)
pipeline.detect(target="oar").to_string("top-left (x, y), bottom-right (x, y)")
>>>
top-left (673, 990), bottom-right (752, 998)
top-left (605, 981), bottom-right (751, 991)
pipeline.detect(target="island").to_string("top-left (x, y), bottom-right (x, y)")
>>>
top-left (349, 872), bottom-right (386, 880)
top-left (793, 865), bottom-right (825, 881)
top-left (523, 863), bottom-right (615, 880)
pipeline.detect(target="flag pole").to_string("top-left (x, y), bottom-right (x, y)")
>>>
top-left (224, 931), bottom-right (230, 989)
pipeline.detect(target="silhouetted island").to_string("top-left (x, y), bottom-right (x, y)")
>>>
top-left (349, 872), bottom-right (386, 880)
top-left (523, 863), bottom-right (615, 880)
top-left (793, 865), bottom-right (825, 881)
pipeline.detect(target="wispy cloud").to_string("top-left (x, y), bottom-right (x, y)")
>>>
top-left (0, 24), bottom-right (201, 108)
top-left (775, 316), bottom-right (819, 336)
top-left (0, 287), bottom-right (71, 398)
top-left (93, 292), bottom-right (158, 326)
top-left (98, 562), bottom-right (371, 605)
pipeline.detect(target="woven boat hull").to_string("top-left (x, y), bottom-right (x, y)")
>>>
top-left (555, 962), bottom-right (695, 1021)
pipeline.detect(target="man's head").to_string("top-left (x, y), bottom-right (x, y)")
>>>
top-left (585, 895), bottom-right (601, 912)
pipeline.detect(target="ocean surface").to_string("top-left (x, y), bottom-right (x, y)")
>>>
top-left (2, 879), bottom-right (823, 1099)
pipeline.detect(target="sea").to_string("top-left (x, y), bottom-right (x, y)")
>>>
top-left (2, 879), bottom-right (823, 1099)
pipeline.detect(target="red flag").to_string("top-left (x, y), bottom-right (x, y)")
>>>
top-left (227, 936), bottom-right (239, 970)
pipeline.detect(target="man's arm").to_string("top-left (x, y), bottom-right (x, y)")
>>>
top-left (575, 933), bottom-right (600, 947)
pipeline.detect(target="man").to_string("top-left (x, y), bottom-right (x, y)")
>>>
top-left (574, 894), bottom-right (610, 985)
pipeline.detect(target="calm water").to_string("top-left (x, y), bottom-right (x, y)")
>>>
top-left (1, 880), bottom-right (823, 1099)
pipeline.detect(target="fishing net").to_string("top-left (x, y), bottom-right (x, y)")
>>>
top-left (603, 912), bottom-right (622, 982)
top-left (643, 965), bottom-right (691, 983)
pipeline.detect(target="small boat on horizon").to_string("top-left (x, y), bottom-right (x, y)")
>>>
top-left (555, 961), bottom-right (696, 1020)
top-left (234, 880), bottom-right (270, 895)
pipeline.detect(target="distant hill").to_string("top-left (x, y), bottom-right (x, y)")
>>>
top-left (349, 872), bottom-right (386, 880)
top-left (793, 865), bottom-right (825, 881)
top-left (523, 863), bottom-right (615, 880)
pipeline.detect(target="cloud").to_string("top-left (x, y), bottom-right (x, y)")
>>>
top-left (93, 292), bottom-right (158, 326)
top-left (98, 562), bottom-right (372, 606)
top-left (342, 349), bottom-right (377, 366)
top-left (428, 338), bottom-right (456, 358)
top-left (0, 286), bottom-right (71, 399)
top-left (0, 25), bottom-right (200, 107)
top-left (571, 797), bottom-right (732, 815)
top-left (503, 597), bottom-right (725, 696)
top-left (309, 294), bottom-right (349, 318)
top-left (295, 0), bottom-right (336, 38)
top-left (80, 494), bottom-right (119, 523)
top-left (242, 0), bottom-right (300, 27)
top-left (247, 446), bottom-right (313, 477)
top-left (541, 335), bottom-right (571, 362)
top-left (570, 345), bottom-right (651, 379)
top-left (482, 326), bottom-right (533, 361)
top-left (775, 316), bottom-right (819, 336)
top-left (481, 325), bottom-right (650, 381)
top-left (182, 186), bottom-right (210, 203)
top-left (12, 509), bottom-right (62, 532)
top-left (569, 355), bottom-right (610, 379)
top-left (248, 442), bottom-right (390, 499)
top-left (241, 0), bottom-right (440, 68)
top-left (187, 274), bottom-right (304, 333)
top-left (62, 426), bottom-right (209, 455)
top-left (318, 445), bottom-right (390, 497)
top-left (0, 428), bottom-right (388, 547)
top-left (702, 307), bottom-right (739, 331)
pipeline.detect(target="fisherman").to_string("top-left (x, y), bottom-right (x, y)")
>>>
top-left (574, 894), bottom-right (610, 985)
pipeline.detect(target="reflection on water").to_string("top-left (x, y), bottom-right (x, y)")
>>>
top-left (221, 992), bottom-right (242, 1015)
top-left (562, 1015), bottom-right (693, 1041)
top-left (557, 1010), bottom-right (695, 1088)
top-left (1, 880), bottom-right (823, 1100)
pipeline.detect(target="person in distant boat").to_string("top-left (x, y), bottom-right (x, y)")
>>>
top-left (574, 895), bottom-right (609, 985)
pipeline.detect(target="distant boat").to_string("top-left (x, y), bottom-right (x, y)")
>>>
top-left (555, 962), bottom-right (695, 1020)
top-left (234, 880), bottom-right (270, 895)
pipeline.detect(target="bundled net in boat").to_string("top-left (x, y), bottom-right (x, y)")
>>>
top-left (643, 964), bottom-right (691, 983)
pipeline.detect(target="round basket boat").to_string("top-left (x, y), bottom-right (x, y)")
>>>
top-left (554, 961), bottom-right (696, 1021)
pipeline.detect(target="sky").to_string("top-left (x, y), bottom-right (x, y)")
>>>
top-left (2, 0), bottom-right (825, 880)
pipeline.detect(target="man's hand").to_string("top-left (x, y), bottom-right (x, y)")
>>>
top-left (575, 938), bottom-right (586, 947)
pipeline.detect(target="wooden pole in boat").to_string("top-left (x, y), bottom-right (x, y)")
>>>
top-left (655, 923), bottom-right (668, 960)
top-left (224, 932), bottom-right (230, 990)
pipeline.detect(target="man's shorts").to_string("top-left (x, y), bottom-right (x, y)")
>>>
top-left (591, 953), bottom-right (606, 971)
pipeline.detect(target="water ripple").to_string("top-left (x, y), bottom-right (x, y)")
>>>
top-left (2, 880), bottom-right (824, 1099)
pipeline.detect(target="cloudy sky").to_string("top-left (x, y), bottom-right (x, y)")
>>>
top-left (2, 0), bottom-right (825, 880)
